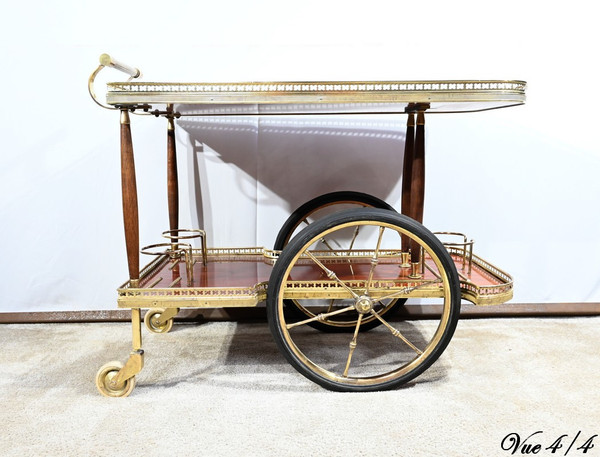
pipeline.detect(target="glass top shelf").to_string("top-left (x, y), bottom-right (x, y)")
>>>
top-left (106, 80), bottom-right (526, 114)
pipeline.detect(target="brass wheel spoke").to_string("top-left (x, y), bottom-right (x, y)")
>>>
top-left (319, 237), bottom-right (338, 251)
top-left (305, 251), bottom-right (359, 299)
top-left (374, 279), bottom-right (442, 304)
top-left (310, 221), bottom-right (341, 252)
top-left (369, 310), bottom-right (423, 355)
top-left (348, 226), bottom-right (360, 250)
top-left (423, 259), bottom-right (442, 280)
top-left (317, 224), bottom-right (361, 254)
top-left (286, 305), bottom-right (355, 330)
top-left (326, 298), bottom-right (336, 313)
top-left (366, 226), bottom-right (385, 295)
top-left (346, 226), bottom-right (360, 277)
top-left (343, 314), bottom-right (363, 377)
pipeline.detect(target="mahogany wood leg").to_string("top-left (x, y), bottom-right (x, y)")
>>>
top-left (167, 105), bottom-right (179, 235)
top-left (120, 109), bottom-right (140, 287)
top-left (409, 110), bottom-right (426, 265)
top-left (401, 112), bottom-right (416, 252)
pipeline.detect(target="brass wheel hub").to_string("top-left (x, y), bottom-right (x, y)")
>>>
top-left (355, 295), bottom-right (374, 314)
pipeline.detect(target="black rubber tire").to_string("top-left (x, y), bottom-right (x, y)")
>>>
top-left (267, 208), bottom-right (461, 392)
top-left (274, 191), bottom-right (404, 332)
top-left (274, 191), bottom-right (395, 250)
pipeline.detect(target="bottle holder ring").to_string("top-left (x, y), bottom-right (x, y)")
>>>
top-left (162, 228), bottom-right (206, 240)
top-left (140, 242), bottom-right (192, 258)
top-left (161, 229), bottom-right (207, 266)
top-left (433, 232), bottom-right (474, 275)
top-left (141, 242), bottom-right (196, 287)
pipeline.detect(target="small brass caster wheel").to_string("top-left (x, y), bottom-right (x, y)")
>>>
top-left (95, 361), bottom-right (136, 398)
top-left (144, 308), bottom-right (174, 334)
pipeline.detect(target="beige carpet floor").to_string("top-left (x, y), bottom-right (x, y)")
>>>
top-left (1, 317), bottom-right (599, 456)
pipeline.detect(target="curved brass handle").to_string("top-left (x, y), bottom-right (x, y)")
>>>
top-left (88, 53), bottom-right (142, 110)
top-left (99, 53), bottom-right (141, 78)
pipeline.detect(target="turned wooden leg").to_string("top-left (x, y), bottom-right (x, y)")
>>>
top-left (401, 112), bottom-right (415, 252)
top-left (167, 105), bottom-right (179, 235)
top-left (120, 109), bottom-right (140, 287)
top-left (409, 109), bottom-right (426, 265)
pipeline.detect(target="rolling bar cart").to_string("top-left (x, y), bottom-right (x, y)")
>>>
top-left (89, 54), bottom-right (525, 396)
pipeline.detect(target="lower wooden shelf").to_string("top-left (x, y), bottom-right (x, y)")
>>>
top-left (117, 245), bottom-right (512, 309)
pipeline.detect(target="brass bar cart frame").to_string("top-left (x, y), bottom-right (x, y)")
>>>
top-left (90, 54), bottom-right (525, 396)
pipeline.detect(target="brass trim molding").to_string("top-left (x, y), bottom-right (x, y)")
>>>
top-left (114, 245), bottom-right (513, 309)
top-left (105, 79), bottom-right (526, 113)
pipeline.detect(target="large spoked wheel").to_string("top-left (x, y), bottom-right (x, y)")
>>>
top-left (274, 191), bottom-right (404, 332)
top-left (267, 208), bottom-right (461, 392)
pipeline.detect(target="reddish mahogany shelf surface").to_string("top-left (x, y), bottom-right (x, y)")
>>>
top-left (133, 251), bottom-right (510, 304)
top-left (139, 256), bottom-right (273, 289)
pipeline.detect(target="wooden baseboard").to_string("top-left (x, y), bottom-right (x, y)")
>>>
top-left (1, 302), bottom-right (599, 324)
